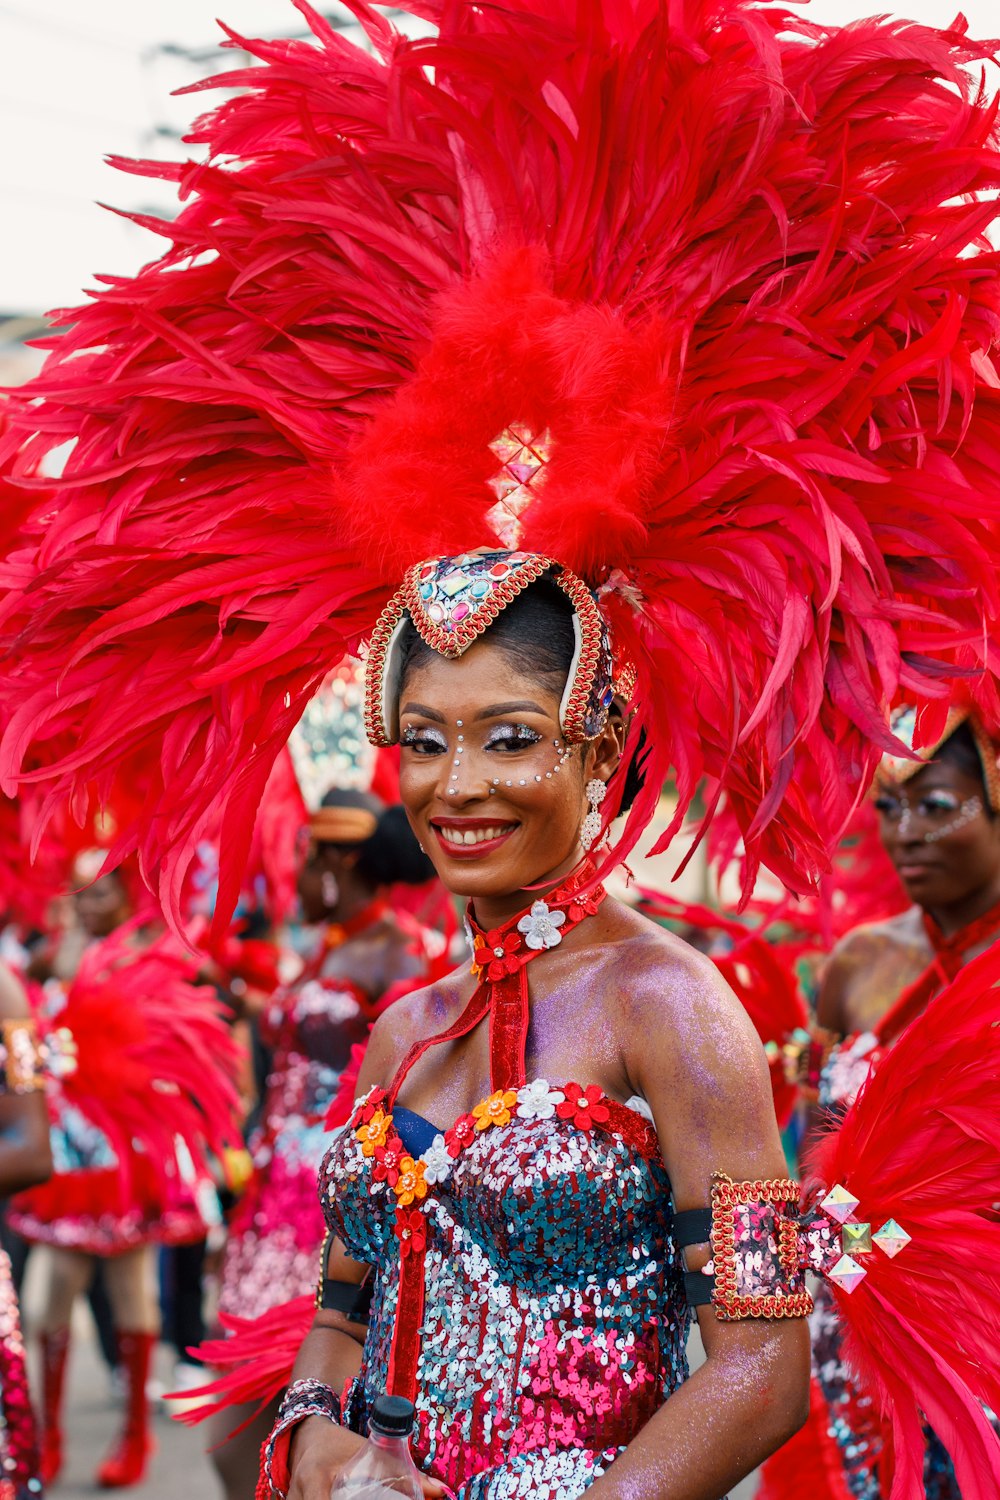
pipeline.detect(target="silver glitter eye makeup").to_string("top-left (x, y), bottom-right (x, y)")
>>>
top-left (484, 723), bottom-right (544, 750)
top-left (401, 725), bottom-right (448, 752)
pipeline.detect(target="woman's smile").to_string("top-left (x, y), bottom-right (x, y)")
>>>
top-left (430, 817), bottom-right (519, 857)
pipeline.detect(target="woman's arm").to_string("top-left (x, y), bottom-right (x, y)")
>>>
top-left (0, 965), bottom-right (53, 1195)
top-left (591, 945), bottom-right (810, 1500)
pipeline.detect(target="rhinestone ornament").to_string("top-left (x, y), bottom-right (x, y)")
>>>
top-left (827, 1253), bottom-right (868, 1293)
top-left (820, 1184), bottom-right (861, 1223)
top-left (872, 1218), bottom-right (912, 1258)
top-left (841, 1222), bottom-right (872, 1255)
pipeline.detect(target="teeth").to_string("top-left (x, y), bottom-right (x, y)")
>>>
top-left (439, 825), bottom-right (509, 846)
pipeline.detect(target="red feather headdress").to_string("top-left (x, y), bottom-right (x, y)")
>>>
top-left (2, 0), bottom-right (1000, 926)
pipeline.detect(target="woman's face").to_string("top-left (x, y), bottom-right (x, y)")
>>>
top-left (398, 640), bottom-right (618, 905)
top-left (874, 757), bottom-right (1000, 908)
top-left (74, 874), bottom-right (129, 938)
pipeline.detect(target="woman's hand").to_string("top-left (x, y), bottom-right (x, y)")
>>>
top-left (287, 1417), bottom-right (449, 1500)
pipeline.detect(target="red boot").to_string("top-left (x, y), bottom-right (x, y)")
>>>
top-left (96, 1329), bottom-right (156, 1488)
top-left (39, 1327), bottom-right (70, 1486)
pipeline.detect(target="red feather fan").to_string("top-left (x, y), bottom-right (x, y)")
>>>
top-left (174, 1295), bottom-right (317, 1435)
top-left (808, 943), bottom-right (1000, 1499)
top-left (23, 927), bottom-right (243, 1211)
top-left (1, 1), bottom-right (999, 926)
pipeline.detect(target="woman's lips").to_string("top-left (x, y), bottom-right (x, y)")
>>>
top-left (430, 818), bottom-right (518, 858)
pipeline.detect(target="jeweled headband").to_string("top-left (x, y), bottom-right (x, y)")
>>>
top-left (363, 549), bottom-right (631, 747)
top-left (879, 706), bottom-right (1000, 812)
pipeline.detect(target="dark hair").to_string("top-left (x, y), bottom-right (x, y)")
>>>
top-left (397, 578), bottom-right (647, 813)
top-left (935, 721), bottom-right (994, 812)
top-left (317, 788), bottom-right (434, 886)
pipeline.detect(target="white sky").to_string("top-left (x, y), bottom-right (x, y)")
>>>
top-left (1, 0), bottom-right (997, 319)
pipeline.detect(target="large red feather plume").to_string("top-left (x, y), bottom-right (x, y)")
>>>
top-left (34, 927), bottom-right (243, 1202)
top-left (807, 943), bottom-right (1000, 1499)
top-left (2, 0), bottom-right (1000, 924)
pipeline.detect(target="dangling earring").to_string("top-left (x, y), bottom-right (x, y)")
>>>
top-left (580, 778), bottom-right (607, 851)
top-left (321, 870), bottom-right (339, 910)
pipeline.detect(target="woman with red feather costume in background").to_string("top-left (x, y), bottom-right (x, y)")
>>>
top-left (2, 1), bottom-right (1000, 1497)
top-left (207, 785), bottom-right (439, 1500)
top-left (6, 861), bottom-right (243, 1491)
top-left (758, 707), bottom-right (1000, 1500)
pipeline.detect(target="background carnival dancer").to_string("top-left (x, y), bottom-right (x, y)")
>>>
top-left (1, 0), bottom-right (1000, 1496)
top-left (0, 963), bottom-right (53, 1500)
top-left (759, 707), bottom-right (1000, 1500)
top-left (207, 788), bottom-right (437, 1500)
top-left (9, 865), bottom-right (242, 1491)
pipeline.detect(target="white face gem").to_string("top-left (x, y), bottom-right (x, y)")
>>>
top-left (447, 788), bottom-right (456, 796)
top-left (535, 775), bottom-right (542, 782)
top-left (456, 720), bottom-right (463, 727)
top-left (457, 734), bottom-right (464, 741)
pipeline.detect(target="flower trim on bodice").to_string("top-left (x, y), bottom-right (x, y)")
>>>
top-left (351, 1077), bottom-right (660, 1234)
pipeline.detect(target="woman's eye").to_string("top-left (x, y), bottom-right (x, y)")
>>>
top-left (485, 724), bottom-right (544, 753)
top-left (401, 726), bottom-right (448, 754)
top-left (919, 793), bottom-right (961, 817)
top-left (874, 796), bottom-right (902, 818)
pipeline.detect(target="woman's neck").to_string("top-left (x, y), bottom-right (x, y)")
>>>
top-left (925, 869), bottom-right (1000, 939)
top-left (468, 847), bottom-right (585, 931)
top-left (331, 880), bottom-right (380, 928)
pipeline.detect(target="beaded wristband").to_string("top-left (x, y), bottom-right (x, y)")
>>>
top-left (256, 1379), bottom-right (342, 1500)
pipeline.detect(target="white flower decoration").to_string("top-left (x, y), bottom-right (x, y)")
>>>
top-left (517, 901), bottom-right (566, 951)
top-left (516, 1079), bottom-right (566, 1121)
top-left (421, 1134), bottom-right (453, 1187)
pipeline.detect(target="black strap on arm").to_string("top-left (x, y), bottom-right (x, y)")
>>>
top-left (320, 1275), bottom-right (374, 1321)
top-left (672, 1207), bottom-right (714, 1308)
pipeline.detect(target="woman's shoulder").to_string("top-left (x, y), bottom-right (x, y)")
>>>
top-left (597, 898), bottom-right (752, 1034)
top-left (361, 963), bottom-right (475, 1074)
top-left (827, 905), bottom-right (925, 969)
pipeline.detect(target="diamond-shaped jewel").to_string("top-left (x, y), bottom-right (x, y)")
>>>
top-left (842, 1221), bottom-right (872, 1255)
top-left (872, 1219), bottom-right (911, 1258)
top-left (488, 429), bottom-right (522, 464)
top-left (820, 1184), bottom-right (861, 1224)
top-left (486, 471), bottom-right (521, 502)
top-left (438, 571), bottom-right (471, 598)
top-left (507, 446), bottom-right (543, 484)
top-left (827, 1253), bottom-right (868, 1293)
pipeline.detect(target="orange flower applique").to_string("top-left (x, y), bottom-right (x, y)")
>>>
top-left (393, 1155), bottom-right (428, 1207)
top-left (472, 1089), bottom-right (518, 1133)
top-left (356, 1109), bottom-right (391, 1158)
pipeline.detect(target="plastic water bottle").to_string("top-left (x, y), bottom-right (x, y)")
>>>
top-left (329, 1395), bottom-right (424, 1500)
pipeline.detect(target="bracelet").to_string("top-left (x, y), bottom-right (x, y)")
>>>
top-left (256, 1380), bottom-right (342, 1500)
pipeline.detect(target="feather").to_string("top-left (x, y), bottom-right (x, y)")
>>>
top-left (1, 1), bottom-right (1000, 924)
top-left (173, 1295), bottom-right (316, 1434)
top-left (808, 943), bottom-right (1000, 1497)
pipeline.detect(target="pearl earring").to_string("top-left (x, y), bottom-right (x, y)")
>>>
top-left (321, 870), bottom-right (339, 909)
top-left (580, 778), bottom-right (607, 851)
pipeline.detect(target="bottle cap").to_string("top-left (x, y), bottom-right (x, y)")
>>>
top-left (369, 1395), bottom-right (415, 1437)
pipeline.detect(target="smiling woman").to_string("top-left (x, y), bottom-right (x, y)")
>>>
top-left (3, 0), bottom-right (1000, 1497)
top-left (273, 556), bottom-right (812, 1500)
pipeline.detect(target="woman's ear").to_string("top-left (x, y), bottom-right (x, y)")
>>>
top-left (585, 709), bottom-right (625, 785)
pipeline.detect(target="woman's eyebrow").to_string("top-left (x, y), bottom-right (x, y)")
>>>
top-left (476, 701), bottom-right (546, 719)
top-left (400, 702), bottom-right (446, 723)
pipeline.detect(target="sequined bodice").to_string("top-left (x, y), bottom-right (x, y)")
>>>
top-left (319, 1082), bottom-right (689, 1498)
top-left (260, 977), bottom-right (369, 1129)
